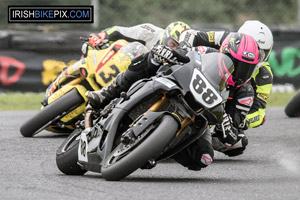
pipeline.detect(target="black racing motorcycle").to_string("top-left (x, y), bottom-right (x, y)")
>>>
top-left (285, 89), bottom-right (300, 117)
top-left (56, 51), bottom-right (234, 181)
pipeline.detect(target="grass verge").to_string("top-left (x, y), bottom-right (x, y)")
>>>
top-left (0, 91), bottom-right (297, 111)
top-left (0, 92), bottom-right (44, 111)
top-left (267, 91), bottom-right (296, 107)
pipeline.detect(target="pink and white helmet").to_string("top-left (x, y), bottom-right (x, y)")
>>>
top-left (220, 33), bottom-right (260, 86)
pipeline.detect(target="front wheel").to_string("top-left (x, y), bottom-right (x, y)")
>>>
top-left (101, 115), bottom-right (179, 181)
top-left (56, 129), bottom-right (87, 175)
top-left (20, 89), bottom-right (84, 137)
top-left (285, 90), bottom-right (300, 117)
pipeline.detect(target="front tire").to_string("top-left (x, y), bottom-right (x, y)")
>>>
top-left (101, 115), bottom-right (179, 181)
top-left (285, 90), bottom-right (300, 117)
top-left (20, 89), bottom-right (84, 137)
top-left (56, 129), bottom-right (87, 175)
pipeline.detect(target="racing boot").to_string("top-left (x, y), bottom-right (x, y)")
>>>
top-left (86, 52), bottom-right (152, 110)
top-left (86, 73), bottom-right (131, 110)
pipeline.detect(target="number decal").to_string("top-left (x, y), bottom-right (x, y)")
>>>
top-left (202, 88), bottom-right (218, 104)
top-left (190, 68), bottom-right (222, 108)
top-left (78, 132), bottom-right (88, 162)
top-left (192, 74), bottom-right (206, 94)
top-left (99, 65), bottom-right (120, 84)
top-left (80, 140), bottom-right (86, 157)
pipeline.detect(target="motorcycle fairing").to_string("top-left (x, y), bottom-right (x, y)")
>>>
top-left (78, 51), bottom-right (233, 172)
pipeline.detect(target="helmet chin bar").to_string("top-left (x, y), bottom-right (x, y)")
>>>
top-left (227, 75), bottom-right (250, 88)
top-left (235, 78), bottom-right (250, 88)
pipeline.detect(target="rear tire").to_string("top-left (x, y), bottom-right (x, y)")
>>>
top-left (20, 89), bottom-right (84, 137)
top-left (101, 115), bottom-right (179, 181)
top-left (285, 90), bottom-right (300, 117)
top-left (56, 129), bottom-right (87, 175)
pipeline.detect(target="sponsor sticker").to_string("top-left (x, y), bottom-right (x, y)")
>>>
top-left (238, 97), bottom-right (254, 106)
top-left (156, 77), bottom-right (176, 88)
top-left (207, 31), bottom-right (215, 42)
top-left (201, 154), bottom-right (213, 165)
top-left (258, 93), bottom-right (269, 102)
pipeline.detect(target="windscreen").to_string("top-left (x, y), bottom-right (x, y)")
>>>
top-left (200, 53), bottom-right (234, 93)
top-left (119, 42), bottom-right (148, 60)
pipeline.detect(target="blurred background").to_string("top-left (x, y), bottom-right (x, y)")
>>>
top-left (1, 0), bottom-right (299, 30)
top-left (0, 0), bottom-right (299, 92)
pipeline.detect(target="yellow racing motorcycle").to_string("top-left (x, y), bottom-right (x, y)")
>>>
top-left (20, 40), bottom-right (148, 137)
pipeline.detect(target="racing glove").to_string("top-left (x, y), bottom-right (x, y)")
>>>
top-left (245, 108), bottom-right (267, 128)
top-left (216, 112), bottom-right (238, 147)
top-left (88, 31), bottom-right (109, 49)
top-left (239, 118), bottom-right (250, 130)
top-left (150, 44), bottom-right (190, 66)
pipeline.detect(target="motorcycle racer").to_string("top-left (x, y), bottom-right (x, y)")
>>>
top-left (86, 32), bottom-right (260, 170)
top-left (178, 20), bottom-right (274, 156)
top-left (81, 21), bottom-right (191, 57)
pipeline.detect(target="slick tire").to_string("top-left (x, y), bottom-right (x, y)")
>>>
top-left (56, 129), bottom-right (87, 175)
top-left (20, 89), bottom-right (84, 137)
top-left (101, 115), bottom-right (179, 181)
top-left (285, 90), bottom-right (300, 117)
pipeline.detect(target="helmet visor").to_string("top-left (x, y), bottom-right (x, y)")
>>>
top-left (234, 60), bottom-right (257, 82)
top-left (161, 36), bottom-right (179, 49)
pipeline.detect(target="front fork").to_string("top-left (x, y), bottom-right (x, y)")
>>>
top-left (145, 94), bottom-right (195, 137)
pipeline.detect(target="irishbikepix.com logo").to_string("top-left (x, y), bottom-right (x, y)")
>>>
top-left (8, 6), bottom-right (93, 23)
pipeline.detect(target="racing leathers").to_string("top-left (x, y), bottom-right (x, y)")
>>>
top-left (88, 23), bottom-right (164, 51)
top-left (247, 63), bottom-right (273, 128)
top-left (179, 30), bottom-right (273, 129)
top-left (179, 30), bottom-right (272, 156)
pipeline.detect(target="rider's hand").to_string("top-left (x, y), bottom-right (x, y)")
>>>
top-left (239, 118), bottom-right (250, 130)
top-left (216, 112), bottom-right (238, 147)
top-left (88, 31), bottom-right (109, 49)
top-left (151, 45), bottom-right (174, 65)
top-left (151, 44), bottom-right (190, 65)
top-left (173, 48), bottom-right (190, 63)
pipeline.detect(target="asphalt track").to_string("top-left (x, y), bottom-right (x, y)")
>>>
top-left (1, 108), bottom-right (300, 200)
